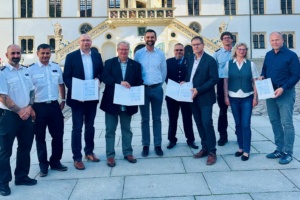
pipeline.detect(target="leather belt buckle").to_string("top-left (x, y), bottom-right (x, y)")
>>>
top-left (45, 100), bottom-right (52, 104)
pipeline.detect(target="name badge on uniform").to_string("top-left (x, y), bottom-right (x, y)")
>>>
top-left (25, 73), bottom-right (29, 76)
top-left (52, 70), bottom-right (57, 72)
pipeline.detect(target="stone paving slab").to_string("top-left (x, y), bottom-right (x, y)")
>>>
top-left (69, 177), bottom-right (124, 200)
top-left (123, 173), bottom-right (211, 199)
top-left (250, 192), bottom-right (300, 200)
top-left (204, 170), bottom-right (299, 194)
top-left (196, 194), bottom-right (253, 200)
top-left (280, 169), bottom-right (300, 188)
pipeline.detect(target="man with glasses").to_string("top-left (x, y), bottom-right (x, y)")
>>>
top-left (165, 43), bottom-right (198, 149)
top-left (186, 36), bottom-right (219, 165)
top-left (0, 44), bottom-right (37, 196)
top-left (63, 34), bottom-right (103, 170)
top-left (100, 41), bottom-right (143, 167)
top-left (213, 32), bottom-right (234, 146)
top-left (29, 44), bottom-right (67, 177)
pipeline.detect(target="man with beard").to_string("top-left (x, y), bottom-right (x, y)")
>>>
top-left (29, 44), bottom-right (67, 177)
top-left (0, 44), bottom-right (37, 196)
top-left (134, 29), bottom-right (167, 157)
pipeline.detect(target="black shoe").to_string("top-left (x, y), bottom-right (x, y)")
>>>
top-left (187, 142), bottom-right (199, 149)
top-left (218, 138), bottom-right (228, 146)
top-left (0, 184), bottom-right (11, 196)
top-left (167, 141), bottom-right (176, 149)
top-left (50, 163), bottom-right (68, 171)
top-left (241, 154), bottom-right (250, 161)
top-left (39, 170), bottom-right (48, 177)
top-left (141, 146), bottom-right (149, 157)
top-left (15, 177), bottom-right (37, 186)
top-left (155, 146), bottom-right (164, 156)
top-left (235, 151), bottom-right (243, 157)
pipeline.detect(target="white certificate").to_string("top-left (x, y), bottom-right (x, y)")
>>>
top-left (255, 78), bottom-right (275, 100)
top-left (71, 77), bottom-right (99, 101)
top-left (166, 79), bottom-right (193, 102)
top-left (113, 84), bottom-right (145, 106)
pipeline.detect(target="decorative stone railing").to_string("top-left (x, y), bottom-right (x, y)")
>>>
top-left (170, 19), bottom-right (220, 53)
top-left (55, 20), bottom-right (111, 62)
top-left (108, 7), bottom-right (175, 19)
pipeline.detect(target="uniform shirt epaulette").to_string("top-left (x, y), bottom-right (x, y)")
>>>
top-left (27, 63), bottom-right (35, 67)
top-left (51, 61), bottom-right (58, 64)
top-left (0, 66), bottom-right (6, 71)
top-left (215, 48), bottom-right (221, 52)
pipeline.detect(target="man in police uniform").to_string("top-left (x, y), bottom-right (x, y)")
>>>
top-left (213, 32), bottom-right (234, 146)
top-left (165, 43), bottom-right (198, 149)
top-left (0, 44), bottom-right (37, 196)
top-left (29, 44), bottom-right (67, 177)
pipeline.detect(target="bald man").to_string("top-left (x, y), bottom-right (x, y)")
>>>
top-left (260, 32), bottom-right (300, 164)
top-left (63, 34), bottom-right (103, 170)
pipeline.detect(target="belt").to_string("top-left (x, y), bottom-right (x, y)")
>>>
top-left (272, 84), bottom-right (282, 90)
top-left (35, 100), bottom-right (58, 104)
top-left (144, 83), bottom-right (161, 88)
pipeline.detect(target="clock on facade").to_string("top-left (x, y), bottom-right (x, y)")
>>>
top-left (80, 23), bottom-right (93, 34)
top-left (189, 22), bottom-right (201, 33)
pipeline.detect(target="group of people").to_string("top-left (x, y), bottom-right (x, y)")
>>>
top-left (0, 29), bottom-right (299, 196)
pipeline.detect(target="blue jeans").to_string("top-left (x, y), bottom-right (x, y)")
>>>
top-left (139, 85), bottom-right (163, 147)
top-left (266, 88), bottom-right (295, 155)
top-left (229, 95), bottom-right (253, 154)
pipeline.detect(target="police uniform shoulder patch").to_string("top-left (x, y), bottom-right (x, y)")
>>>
top-left (0, 66), bottom-right (6, 71)
top-left (52, 61), bottom-right (58, 64)
top-left (215, 48), bottom-right (221, 52)
top-left (27, 63), bottom-right (35, 68)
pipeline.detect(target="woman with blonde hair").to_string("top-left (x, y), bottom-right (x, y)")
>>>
top-left (223, 42), bottom-right (259, 161)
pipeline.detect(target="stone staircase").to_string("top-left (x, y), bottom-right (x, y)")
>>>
top-left (170, 19), bottom-right (219, 54)
top-left (55, 20), bottom-right (111, 62)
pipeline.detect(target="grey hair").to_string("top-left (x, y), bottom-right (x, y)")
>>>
top-left (117, 41), bottom-right (130, 49)
top-left (231, 42), bottom-right (249, 59)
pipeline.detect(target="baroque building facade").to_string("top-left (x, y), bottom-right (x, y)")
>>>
top-left (0, 0), bottom-right (299, 66)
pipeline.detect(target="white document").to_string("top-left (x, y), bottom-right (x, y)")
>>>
top-left (113, 84), bottom-right (145, 106)
top-left (166, 79), bottom-right (193, 102)
top-left (71, 77), bottom-right (99, 101)
top-left (255, 78), bottom-right (275, 100)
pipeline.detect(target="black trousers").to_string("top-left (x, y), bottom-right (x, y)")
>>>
top-left (166, 98), bottom-right (195, 144)
top-left (216, 78), bottom-right (228, 139)
top-left (71, 102), bottom-right (97, 161)
top-left (33, 101), bottom-right (64, 170)
top-left (0, 109), bottom-right (34, 184)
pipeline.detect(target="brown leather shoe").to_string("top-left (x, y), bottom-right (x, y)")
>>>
top-left (85, 154), bottom-right (100, 162)
top-left (74, 161), bottom-right (85, 170)
top-left (124, 155), bottom-right (137, 163)
top-left (193, 149), bottom-right (208, 158)
top-left (206, 153), bottom-right (217, 165)
top-left (107, 157), bottom-right (116, 167)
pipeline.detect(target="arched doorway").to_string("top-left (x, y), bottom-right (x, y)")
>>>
top-left (134, 44), bottom-right (145, 54)
top-left (184, 45), bottom-right (193, 58)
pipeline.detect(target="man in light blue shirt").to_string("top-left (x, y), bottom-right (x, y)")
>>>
top-left (134, 29), bottom-right (167, 157)
top-left (213, 32), bottom-right (233, 146)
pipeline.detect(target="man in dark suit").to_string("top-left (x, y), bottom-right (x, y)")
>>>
top-left (185, 36), bottom-right (219, 165)
top-left (165, 43), bottom-right (198, 149)
top-left (100, 41), bottom-right (143, 167)
top-left (63, 34), bottom-right (103, 170)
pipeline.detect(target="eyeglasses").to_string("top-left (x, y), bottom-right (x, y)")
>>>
top-left (174, 49), bottom-right (183, 51)
top-left (11, 52), bottom-right (21, 55)
top-left (192, 43), bottom-right (202, 47)
top-left (80, 39), bottom-right (91, 43)
top-left (118, 49), bottom-right (129, 51)
top-left (222, 37), bottom-right (232, 40)
top-left (237, 48), bottom-right (247, 51)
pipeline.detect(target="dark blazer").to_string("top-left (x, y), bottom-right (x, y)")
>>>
top-left (100, 57), bottom-right (143, 116)
top-left (63, 49), bottom-right (103, 107)
top-left (185, 52), bottom-right (219, 106)
top-left (165, 57), bottom-right (188, 101)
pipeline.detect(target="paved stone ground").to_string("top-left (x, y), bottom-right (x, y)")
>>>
top-left (2, 58), bottom-right (300, 200)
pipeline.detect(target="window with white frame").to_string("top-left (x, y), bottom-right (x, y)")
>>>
top-left (21, 0), bottom-right (33, 18)
top-left (80, 0), bottom-right (92, 17)
top-left (281, 0), bottom-right (292, 14)
top-left (20, 37), bottom-right (34, 54)
top-left (253, 0), bottom-right (264, 14)
top-left (253, 33), bottom-right (265, 49)
top-left (48, 36), bottom-right (56, 53)
top-left (109, 0), bottom-right (120, 8)
top-left (49, 0), bottom-right (61, 17)
top-left (224, 0), bottom-right (236, 15)
top-left (282, 32), bottom-right (295, 48)
top-left (188, 0), bottom-right (200, 16)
